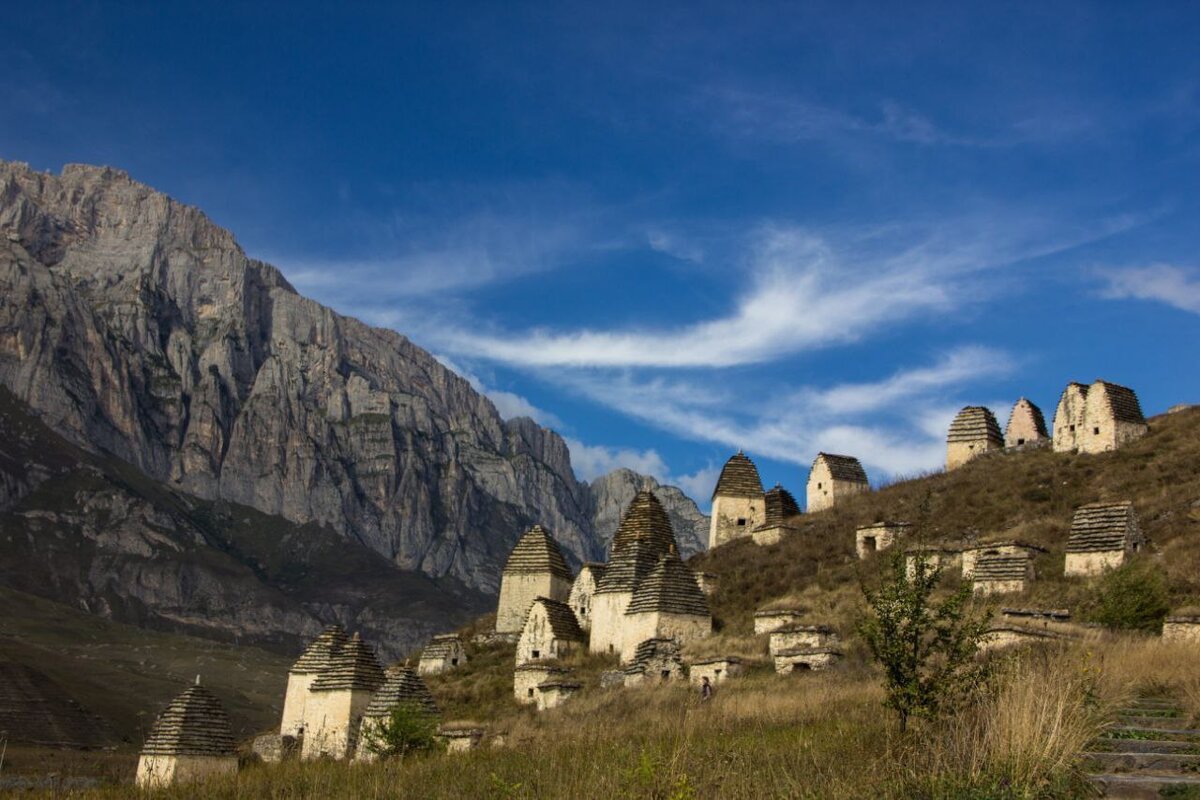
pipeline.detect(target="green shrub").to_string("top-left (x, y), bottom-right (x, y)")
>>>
top-left (1083, 560), bottom-right (1170, 633)
top-left (361, 702), bottom-right (442, 759)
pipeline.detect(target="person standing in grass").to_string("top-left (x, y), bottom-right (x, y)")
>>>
top-left (700, 676), bottom-right (713, 702)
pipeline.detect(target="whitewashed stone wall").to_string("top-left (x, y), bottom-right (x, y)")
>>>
top-left (280, 672), bottom-right (317, 737)
top-left (514, 666), bottom-right (567, 705)
top-left (709, 494), bottom-right (763, 549)
top-left (135, 754), bottom-right (237, 789)
top-left (768, 627), bottom-right (838, 655)
top-left (619, 612), bottom-right (711, 663)
top-left (1163, 619), bottom-right (1200, 644)
top-left (806, 461), bottom-right (868, 512)
top-left (589, 590), bottom-right (633, 655)
top-left (496, 572), bottom-right (572, 634)
top-left (688, 659), bottom-right (744, 685)
top-left (1064, 549), bottom-right (1128, 577)
top-left (753, 610), bottom-right (805, 635)
top-left (1053, 384), bottom-right (1089, 452)
top-left (299, 689), bottom-right (373, 761)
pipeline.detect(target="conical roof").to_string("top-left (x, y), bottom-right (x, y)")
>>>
top-left (310, 633), bottom-right (385, 692)
top-left (1005, 398), bottom-right (1048, 440)
top-left (625, 553), bottom-right (711, 617)
top-left (947, 407), bottom-right (1003, 444)
top-left (502, 525), bottom-right (573, 581)
top-left (597, 492), bottom-right (679, 595)
top-left (363, 666), bottom-right (438, 719)
top-left (754, 485), bottom-right (801, 530)
top-left (140, 682), bottom-right (235, 757)
top-left (528, 597), bottom-right (585, 642)
top-left (290, 624), bottom-right (349, 674)
top-left (711, 451), bottom-right (763, 500)
top-left (610, 491), bottom-right (677, 555)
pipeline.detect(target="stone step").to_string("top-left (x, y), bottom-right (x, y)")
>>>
top-left (1119, 707), bottom-right (1186, 718)
top-left (1091, 738), bottom-right (1200, 754)
top-left (1118, 715), bottom-right (1198, 730)
top-left (1082, 750), bottom-right (1200, 771)
top-left (1089, 772), bottom-right (1200, 799)
top-left (1108, 725), bottom-right (1200, 740)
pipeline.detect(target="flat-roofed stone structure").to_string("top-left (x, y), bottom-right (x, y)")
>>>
top-left (961, 541), bottom-right (1047, 579)
top-left (513, 664), bottom-right (568, 705)
top-left (1005, 398), bottom-right (1049, 448)
top-left (806, 453), bottom-right (869, 512)
top-left (1080, 380), bottom-right (1149, 454)
top-left (535, 677), bottom-right (582, 711)
top-left (438, 727), bottom-right (484, 753)
top-left (972, 551), bottom-right (1034, 596)
top-left (620, 553), bottom-right (712, 662)
top-left (688, 657), bottom-right (744, 685)
top-left (708, 451), bottom-right (765, 549)
top-left (567, 563), bottom-right (606, 632)
top-left (281, 625), bottom-right (349, 738)
top-left (1162, 616), bottom-right (1200, 644)
top-left (517, 597), bottom-right (586, 665)
top-left (856, 521), bottom-right (911, 559)
top-left (905, 545), bottom-right (963, 579)
top-left (300, 633), bottom-right (386, 761)
top-left (1064, 501), bottom-right (1144, 576)
top-left (773, 647), bottom-right (842, 674)
top-left (496, 525), bottom-right (574, 634)
top-left (753, 608), bottom-right (806, 635)
top-left (623, 638), bottom-right (686, 687)
top-left (979, 626), bottom-right (1074, 653)
top-left (356, 666), bottom-right (438, 763)
top-left (1000, 608), bottom-right (1071, 624)
top-left (947, 406), bottom-right (1003, 470)
top-left (591, 491), bottom-right (680, 656)
top-left (136, 680), bottom-right (237, 789)
top-left (1053, 382), bottom-right (1090, 452)
top-left (418, 635), bottom-right (467, 676)
top-left (751, 485), bottom-right (802, 546)
top-left (769, 624), bottom-right (839, 656)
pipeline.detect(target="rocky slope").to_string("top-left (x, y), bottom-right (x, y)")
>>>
top-left (0, 161), bottom-right (707, 600)
top-left (0, 161), bottom-right (706, 593)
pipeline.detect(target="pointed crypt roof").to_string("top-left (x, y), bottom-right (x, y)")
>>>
top-left (419, 635), bottom-right (464, 660)
top-left (597, 492), bottom-right (679, 595)
top-left (310, 633), bottom-right (386, 693)
top-left (363, 665), bottom-right (439, 719)
top-left (712, 451), bottom-right (764, 500)
top-left (754, 485), bottom-right (801, 531)
top-left (290, 624), bottom-right (349, 675)
top-left (947, 406), bottom-right (1003, 445)
top-left (625, 553), bottom-right (711, 617)
top-left (502, 525), bottom-right (573, 581)
top-left (140, 682), bottom-right (236, 757)
top-left (1006, 398), bottom-right (1048, 439)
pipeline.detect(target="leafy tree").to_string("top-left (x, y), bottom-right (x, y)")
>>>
top-left (361, 702), bottom-right (441, 759)
top-left (1083, 560), bottom-right (1169, 633)
top-left (858, 551), bottom-right (990, 732)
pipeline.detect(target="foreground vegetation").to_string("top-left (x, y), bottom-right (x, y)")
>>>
top-left (15, 634), bottom-right (1200, 799)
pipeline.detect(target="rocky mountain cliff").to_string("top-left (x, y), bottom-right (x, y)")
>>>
top-left (0, 161), bottom-right (708, 608)
top-left (587, 469), bottom-right (708, 557)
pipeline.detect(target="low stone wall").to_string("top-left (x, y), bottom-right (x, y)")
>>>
top-left (688, 659), bottom-right (744, 685)
top-left (768, 626), bottom-right (837, 655)
top-left (1163, 618), bottom-right (1200, 644)
top-left (753, 610), bottom-right (805, 635)
top-left (773, 648), bottom-right (841, 674)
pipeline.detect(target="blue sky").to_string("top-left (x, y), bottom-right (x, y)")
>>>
top-left (4, 2), bottom-right (1200, 505)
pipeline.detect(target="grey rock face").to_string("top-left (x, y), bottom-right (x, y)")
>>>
top-left (0, 160), bottom-right (707, 600)
top-left (586, 469), bottom-right (709, 558)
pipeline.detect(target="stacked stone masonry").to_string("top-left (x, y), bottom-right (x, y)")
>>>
top-left (495, 525), bottom-right (574, 634)
top-left (1053, 380), bottom-right (1148, 454)
top-left (1162, 617), bottom-right (1200, 644)
top-left (751, 484), bottom-right (802, 546)
top-left (753, 609), bottom-right (806, 635)
top-left (708, 451), bottom-right (765, 549)
top-left (806, 453), bottom-right (869, 512)
top-left (567, 563), bottom-right (606, 631)
top-left (855, 522), bottom-right (911, 559)
top-left (418, 635), bottom-right (467, 676)
top-left (972, 551), bottom-right (1034, 596)
top-left (961, 542), bottom-right (1047, 579)
top-left (136, 682), bottom-right (237, 789)
top-left (517, 596), bottom-right (585, 665)
top-left (946, 406), bottom-right (1004, 470)
top-left (623, 638), bottom-right (686, 687)
top-left (513, 664), bottom-right (568, 705)
top-left (769, 625), bottom-right (839, 656)
top-left (1064, 501), bottom-right (1143, 576)
top-left (1005, 398), bottom-right (1049, 448)
top-left (301, 633), bottom-right (385, 761)
top-left (773, 647), bottom-right (842, 674)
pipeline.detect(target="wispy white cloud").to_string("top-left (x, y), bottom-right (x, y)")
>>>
top-left (1098, 264), bottom-right (1200, 314)
top-left (673, 465), bottom-right (721, 505)
top-left (564, 437), bottom-right (669, 483)
top-left (646, 229), bottom-right (705, 263)
top-left (547, 346), bottom-right (1014, 480)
